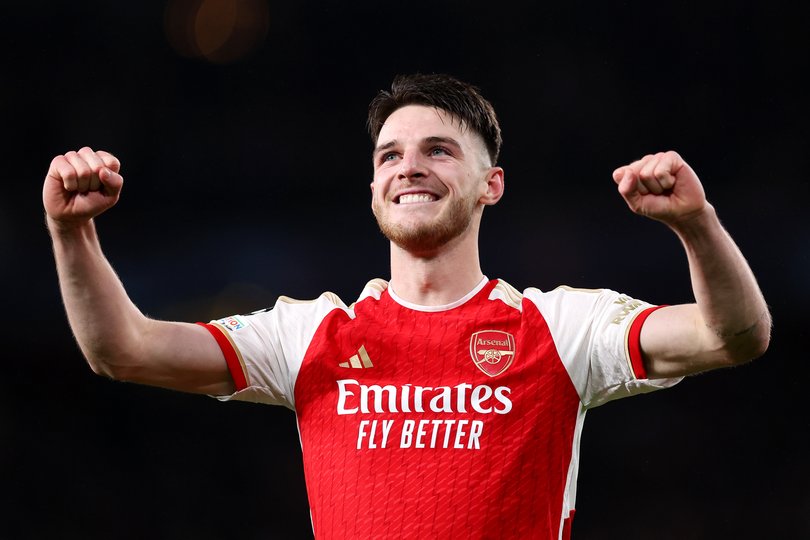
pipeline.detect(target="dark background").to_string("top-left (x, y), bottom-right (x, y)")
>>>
top-left (2, 1), bottom-right (808, 538)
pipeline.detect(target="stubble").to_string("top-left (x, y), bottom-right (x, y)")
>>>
top-left (372, 194), bottom-right (478, 254)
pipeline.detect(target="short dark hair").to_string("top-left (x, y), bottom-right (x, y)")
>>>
top-left (367, 73), bottom-right (502, 165)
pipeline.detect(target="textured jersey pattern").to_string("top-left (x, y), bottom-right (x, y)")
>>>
top-left (204, 279), bottom-right (680, 539)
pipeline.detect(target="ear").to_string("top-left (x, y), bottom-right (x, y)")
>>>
top-left (479, 167), bottom-right (505, 206)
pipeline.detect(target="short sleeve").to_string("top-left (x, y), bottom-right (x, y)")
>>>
top-left (199, 292), bottom-right (348, 409)
top-left (524, 286), bottom-right (682, 409)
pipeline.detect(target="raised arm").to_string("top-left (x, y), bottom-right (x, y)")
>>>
top-left (44, 147), bottom-right (234, 395)
top-left (612, 151), bottom-right (771, 378)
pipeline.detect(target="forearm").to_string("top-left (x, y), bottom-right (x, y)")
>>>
top-left (48, 216), bottom-right (149, 377)
top-left (43, 148), bottom-right (232, 393)
top-left (670, 204), bottom-right (771, 361)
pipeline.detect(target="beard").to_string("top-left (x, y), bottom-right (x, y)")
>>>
top-left (372, 194), bottom-right (478, 254)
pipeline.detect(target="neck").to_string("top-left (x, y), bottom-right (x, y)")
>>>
top-left (388, 227), bottom-right (484, 306)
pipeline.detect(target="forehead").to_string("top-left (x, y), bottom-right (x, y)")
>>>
top-left (377, 105), bottom-right (482, 150)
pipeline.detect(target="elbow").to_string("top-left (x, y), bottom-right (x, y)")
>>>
top-left (84, 349), bottom-right (141, 382)
top-left (86, 356), bottom-right (112, 378)
top-left (80, 321), bottom-right (149, 382)
top-left (86, 357), bottom-right (121, 380)
top-left (722, 325), bottom-right (772, 366)
top-left (707, 308), bottom-right (772, 367)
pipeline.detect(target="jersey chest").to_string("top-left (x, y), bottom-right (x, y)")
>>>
top-left (292, 293), bottom-right (582, 537)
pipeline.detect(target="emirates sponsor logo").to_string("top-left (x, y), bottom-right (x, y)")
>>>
top-left (336, 380), bottom-right (512, 415)
top-left (335, 379), bottom-right (513, 450)
top-left (470, 330), bottom-right (516, 377)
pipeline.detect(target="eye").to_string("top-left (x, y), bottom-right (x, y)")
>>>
top-left (381, 152), bottom-right (398, 163)
top-left (430, 146), bottom-right (450, 157)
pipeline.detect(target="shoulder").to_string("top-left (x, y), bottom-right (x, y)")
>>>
top-left (491, 280), bottom-right (617, 311)
top-left (495, 281), bottom-right (639, 329)
top-left (353, 278), bottom-right (389, 305)
top-left (523, 284), bottom-right (618, 308)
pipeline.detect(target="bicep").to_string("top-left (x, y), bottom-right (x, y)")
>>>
top-left (639, 304), bottom-right (731, 378)
top-left (118, 319), bottom-right (235, 396)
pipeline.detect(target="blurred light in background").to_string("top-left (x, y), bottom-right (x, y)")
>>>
top-left (164, 0), bottom-right (269, 63)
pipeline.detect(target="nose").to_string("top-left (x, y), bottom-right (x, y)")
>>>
top-left (397, 150), bottom-right (426, 180)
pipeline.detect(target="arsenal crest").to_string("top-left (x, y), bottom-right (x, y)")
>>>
top-left (469, 330), bottom-right (516, 377)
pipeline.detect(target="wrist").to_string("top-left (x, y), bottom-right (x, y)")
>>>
top-left (45, 214), bottom-right (96, 239)
top-left (666, 203), bottom-right (719, 240)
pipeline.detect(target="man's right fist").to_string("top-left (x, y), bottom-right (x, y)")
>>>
top-left (43, 147), bottom-right (123, 230)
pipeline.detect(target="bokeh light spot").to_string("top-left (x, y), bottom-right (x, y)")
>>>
top-left (165, 0), bottom-right (269, 64)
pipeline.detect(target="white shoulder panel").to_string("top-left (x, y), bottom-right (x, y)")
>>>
top-left (356, 279), bottom-right (388, 303)
top-left (213, 292), bottom-right (351, 409)
top-left (489, 279), bottom-right (523, 310)
top-left (523, 286), bottom-right (681, 408)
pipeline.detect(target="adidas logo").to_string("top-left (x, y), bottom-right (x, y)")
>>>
top-left (339, 345), bottom-right (374, 369)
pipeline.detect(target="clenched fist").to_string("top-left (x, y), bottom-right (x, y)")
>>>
top-left (612, 151), bottom-right (708, 225)
top-left (43, 147), bottom-right (123, 230)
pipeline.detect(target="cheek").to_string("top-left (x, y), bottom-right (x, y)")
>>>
top-left (438, 165), bottom-right (476, 190)
top-left (447, 172), bottom-right (478, 199)
top-left (370, 174), bottom-right (391, 197)
top-left (370, 181), bottom-right (386, 210)
top-left (370, 181), bottom-right (382, 201)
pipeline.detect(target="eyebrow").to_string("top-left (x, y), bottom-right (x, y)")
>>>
top-left (372, 140), bottom-right (398, 158)
top-left (424, 136), bottom-right (463, 152)
top-left (372, 136), bottom-right (464, 159)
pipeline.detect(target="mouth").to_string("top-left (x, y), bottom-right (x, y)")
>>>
top-left (395, 193), bottom-right (439, 205)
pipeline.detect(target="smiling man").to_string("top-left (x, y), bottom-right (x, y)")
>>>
top-left (44, 73), bottom-right (770, 539)
top-left (370, 102), bottom-right (504, 303)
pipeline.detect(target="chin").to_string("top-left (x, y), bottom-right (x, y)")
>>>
top-left (372, 193), bottom-right (480, 253)
top-left (375, 211), bottom-right (473, 254)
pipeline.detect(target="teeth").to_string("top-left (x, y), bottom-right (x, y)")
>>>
top-left (399, 193), bottom-right (436, 204)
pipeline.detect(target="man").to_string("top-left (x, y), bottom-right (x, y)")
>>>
top-left (44, 74), bottom-right (770, 539)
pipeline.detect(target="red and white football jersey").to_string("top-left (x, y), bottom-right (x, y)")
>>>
top-left (201, 277), bottom-right (679, 539)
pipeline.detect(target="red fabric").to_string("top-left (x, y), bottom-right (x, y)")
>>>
top-left (294, 280), bottom-right (582, 539)
top-left (627, 306), bottom-right (667, 379)
top-left (197, 322), bottom-right (248, 391)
